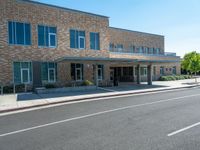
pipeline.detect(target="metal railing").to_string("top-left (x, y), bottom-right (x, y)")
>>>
top-left (0, 83), bottom-right (29, 95)
top-left (164, 52), bottom-right (177, 56)
top-left (109, 48), bottom-right (177, 57)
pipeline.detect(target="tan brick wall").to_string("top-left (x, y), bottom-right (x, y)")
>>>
top-left (109, 27), bottom-right (165, 53)
top-left (57, 61), bottom-right (110, 86)
top-left (0, 0), bottom-right (181, 86)
top-left (152, 62), bottom-right (181, 80)
top-left (0, 0), bottom-right (110, 84)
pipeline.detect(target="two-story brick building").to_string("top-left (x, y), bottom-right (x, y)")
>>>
top-left (0, 0), bottom-right (180, 89)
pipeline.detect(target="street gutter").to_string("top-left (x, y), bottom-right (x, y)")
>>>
top-left (0, 84), bottom-right (199, 114)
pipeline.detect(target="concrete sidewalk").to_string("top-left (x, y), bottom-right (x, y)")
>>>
top-left (0, 78), bottom-right (199, 113)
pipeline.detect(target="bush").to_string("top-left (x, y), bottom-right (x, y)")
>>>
top-left (45, 84), bottom-right (56, 89)
top-left (3, 85), bottom-right (13, 94)
top-left (82, 80), bottom-right (94, 86)
top-left (159, 75), bottom-right (192, 81)
top-left (15, 84), bottom-right (25, 93)
top-left (183, 75), bottom-right (192, 79)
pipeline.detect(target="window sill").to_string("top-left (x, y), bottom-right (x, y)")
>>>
top-left (8, 44), bottom-right (32, 47)
top-left (70, 47), bottom-right (85, 50)
top-left (38, 46), bottom-right (57, 49)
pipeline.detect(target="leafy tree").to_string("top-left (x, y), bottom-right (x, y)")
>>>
top-left (181, 51), bottom-right (200, 83)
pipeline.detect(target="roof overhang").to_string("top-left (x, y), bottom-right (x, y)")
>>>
top-left (56, 56), bottom-right (180, 63)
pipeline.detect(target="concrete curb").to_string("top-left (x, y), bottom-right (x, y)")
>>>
top-left (0, 85), bottom-right (199, 114)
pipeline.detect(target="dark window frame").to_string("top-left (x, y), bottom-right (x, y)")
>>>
top-left (97, 64), bottom-right (104, 80)
top-left (71, 63), bottom-right (84, 81)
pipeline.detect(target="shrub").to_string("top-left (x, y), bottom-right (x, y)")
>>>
top-left (45, 84), bottom-right (56, 89)
top-left (159, 75), bottom-right (192, 81)
top-left (168, 76), bottom-right (176, 80)
top-left (3, 85), bottom-right (13, 94)
top-left (82, 80), bottom-right (94, 86)
top-left (183, 75), bottom-right (192, 79)
top-left (15, 84), bottom-right (25, 93)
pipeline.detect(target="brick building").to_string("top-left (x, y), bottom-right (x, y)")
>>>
top-left (0, 0), bottom-right (181, 88)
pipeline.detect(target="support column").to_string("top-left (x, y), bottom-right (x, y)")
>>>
top-left (147, 64), bottom-right (152, 85)
top-left (95, 64), bottom-right (98, 87)
top-left (137, 64), bottom-right (141, 84)
top-left (32, 61), bottom-right (42, 89)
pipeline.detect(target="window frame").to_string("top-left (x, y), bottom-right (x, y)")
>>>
top-left (153, 66), bottom-right (156, 76)
top-left (90, 32), bottom-right (100, 50)
top-left (71, 63), bottom-right (84, 81)
top-left (41, 62), bottom-right (57, 83)
top-left (8, 21), bottom-right (32, 46)
top-left (48, 32), bottom-right (57, 48)
top-left (37, 25), bottom-right (57, 48)
top-left (13, 62), bottom-right (32, 84)
top-left (97, 65), bottom-right (104, 81)
top-left (116, 44), bottom-right (123, 51)
top-left (172, 66), bottom-right (176, 75)
top-left (160, 67), bottom-right (164, 75)
top-left (48, 68), bottom-right (56, 83)
top-left (75, 67), bottom-right (83, 81)
top-left (21, 68), bottom-right (30, 84)
top-left (70, 29), bottom-right (86, 49)
top-left (78, 35), bottom-right (85, 49)
top-left (140, 67), bottom-right (147, 76)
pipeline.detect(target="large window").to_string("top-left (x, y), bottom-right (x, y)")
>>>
top-left (90, 32), bottom-right (100, 50)
top-left (141, 67), bottom-right (147, 76)
top-left (172, 66), bottom-right (176, 75)
top-left (98, 65), bottom-right (104, 80)
top-left (71, 63), bottom-right (84, 81)
top-left (109, 43), bottom-right (115, 51)
top-left (153, 66), bottom-right (156, 76)
top-left (8, 21), bottom-right (31, 45)
top-left (160, 67), bottom-right (164, 75)
top-left (116, 44), bottom-right (123, 51)
top-left (144, 47), bottom-right (148, 54)
top-left (70, 29), bottom-right (85, 49)
top-left (13, 62), bottom-right (32, 84)
top-left (139, 47), bottom-right (143, 53)
top-left (41, 62), bottom-right (57, 83)
top-left (129, 45), bottom-right (136, 53)
top-left (155, 48), bottom-right (160, 54)
top-left (38, 25), bottom-right (57, 47)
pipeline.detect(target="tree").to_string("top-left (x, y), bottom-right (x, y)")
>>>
top-left (181, 51), bottom-right (200, 83)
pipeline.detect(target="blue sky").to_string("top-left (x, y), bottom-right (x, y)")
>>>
top-left (36, 0), bottom-right (200, 57)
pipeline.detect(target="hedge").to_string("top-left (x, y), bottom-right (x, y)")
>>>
top-left (159, 75), bottom-right (192, 81)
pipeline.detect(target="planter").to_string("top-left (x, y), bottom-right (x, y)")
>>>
top-left (36, 86), bottom-right (97, 94)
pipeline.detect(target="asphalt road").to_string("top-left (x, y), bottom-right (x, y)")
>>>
top-left (1, 87), bottom-right (200, 150)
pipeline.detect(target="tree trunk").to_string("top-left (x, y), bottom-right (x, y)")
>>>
top-left (195, 72), bottom-right (197, 83)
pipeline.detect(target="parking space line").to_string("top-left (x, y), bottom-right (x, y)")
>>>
top-left (168, 122), bottom-right (200, 137)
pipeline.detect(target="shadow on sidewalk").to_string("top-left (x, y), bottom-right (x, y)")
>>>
top-left (17, 84), bottom-right (168, 101)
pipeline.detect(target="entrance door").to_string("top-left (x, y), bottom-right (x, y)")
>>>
top-left (21, 68), bottom-right (30, 84)
top-left (32, 62), bottom-right (42, 88)
top-left (111, 67), bottom-right (134, 82)
top-left (76, 68), bottom-right (82, 81)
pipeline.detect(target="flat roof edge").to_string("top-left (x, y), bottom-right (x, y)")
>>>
top-left (56, 56), bottom-right (180, 63)
top-left (17, 0), bottom-right (109, 19)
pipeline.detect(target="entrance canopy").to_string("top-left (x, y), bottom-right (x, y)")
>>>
top-left (56, 56), bottom-right (180, 63)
